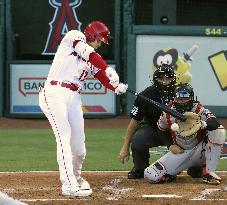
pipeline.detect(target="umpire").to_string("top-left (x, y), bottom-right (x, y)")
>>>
top-left (119, 64), bottom-right (176, 179)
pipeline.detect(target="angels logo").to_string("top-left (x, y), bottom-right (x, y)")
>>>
top-left (42, 0), bottom-right (82, 55)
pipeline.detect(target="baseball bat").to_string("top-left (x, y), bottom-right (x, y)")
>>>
top-left (127, 89), bottom-right (187, 121)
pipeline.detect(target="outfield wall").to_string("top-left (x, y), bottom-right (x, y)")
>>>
top-left (1, 0), bottom-right (227, 117)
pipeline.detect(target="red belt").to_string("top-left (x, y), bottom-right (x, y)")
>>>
top-left (50, 80), bottom-right (80, 92)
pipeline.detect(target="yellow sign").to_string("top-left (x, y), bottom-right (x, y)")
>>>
top-left (208, 51), bottom-right (227, 91)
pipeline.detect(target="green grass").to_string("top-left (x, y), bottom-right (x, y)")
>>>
top-left (0, 129), bottom-right (57, 171)
top-left (0, 128), bottom-right (226, 171)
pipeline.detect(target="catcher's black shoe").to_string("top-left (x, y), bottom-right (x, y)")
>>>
top-left (187, 166), bottom-right (203, 178)
top-left (128, 168), bottom-right (144, 179)
top-left (202, 172), bottom-right (222, 185)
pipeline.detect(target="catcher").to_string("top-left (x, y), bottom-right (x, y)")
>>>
top-left (144, 83), bottom-right (226, 184)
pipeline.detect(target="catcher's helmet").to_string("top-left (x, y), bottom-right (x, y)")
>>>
top-left (174, 83), bottom-right (194, 113)
top-left (84, 21), bottom-right (110, 45)
top-left (153, 64), bottom-right (176, 102)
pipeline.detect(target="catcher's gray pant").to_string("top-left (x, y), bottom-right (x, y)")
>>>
top-left (144, 139), bottom-right (222, 182)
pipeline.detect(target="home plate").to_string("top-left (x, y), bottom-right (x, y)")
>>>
top-left (142, 194), bottom-right (182, 198)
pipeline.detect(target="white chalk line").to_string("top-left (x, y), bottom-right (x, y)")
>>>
top-left (142, 194), bottom-right (182, 198)
top-left (191, 188), bottom-right (221, 200)
top-left (143, 187), bottom-right (227, 201)
top-left (18, 186), bottom-right (227, 203)
top-left (102, 176), bottom-right (134, 201)
top-left (190, 199), bottom-right (227, 201)
top-left (20, 198), bottom-right (89, 202)
top-left (1, 188), bottom-right (58, 193)
top-left (1, 175), bottom-right (132, 202)
top-left (1, 171), bottom-right (227, 202)
top-left (0, 170), bottom-right (227, 174)
top-left (142, 195), bottom-right (227, 201)
top-left (0, 170), bottom-right (127, 174)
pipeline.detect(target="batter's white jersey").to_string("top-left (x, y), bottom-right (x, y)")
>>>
top-left (47, 30), bottom-right (98, 90)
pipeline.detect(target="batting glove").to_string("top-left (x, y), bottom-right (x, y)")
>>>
top-left (105, 67), bottom-right (120, 88)
top-left (115, 83), bottom-right (128, 95)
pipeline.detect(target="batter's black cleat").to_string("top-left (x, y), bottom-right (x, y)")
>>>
top-left (187, 166), bottom-right (203, 178)
top-left (202, 172), bottom-right (222, 185)
top-left (128, 168), bottom-right (144, 179)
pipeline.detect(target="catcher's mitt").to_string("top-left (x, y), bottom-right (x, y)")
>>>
top-left (175, 112), bottom-right (202, 137)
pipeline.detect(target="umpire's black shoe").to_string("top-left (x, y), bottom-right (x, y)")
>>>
top-left (128, 168), bottom-right (144, 179)
top-left (187, 166), bottom-right (203, 178)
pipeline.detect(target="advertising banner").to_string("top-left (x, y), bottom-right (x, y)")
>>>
top-left (136, 35), bottom-right (227, 110)
top-left (9, 63), bottom-right (116, 117)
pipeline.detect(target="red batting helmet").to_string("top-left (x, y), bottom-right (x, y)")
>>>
top-left (84, 21), bottom-right (110, 45)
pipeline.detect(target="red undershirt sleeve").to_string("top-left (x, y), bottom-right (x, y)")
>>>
top-left (73, 40), bottom-right (116, 91)
top-left (94, 70), bottom-right (115, 91)
top-left (89, 52), bottom-right (116, 91)
top-left (89, 52), bottom-right (108, 70)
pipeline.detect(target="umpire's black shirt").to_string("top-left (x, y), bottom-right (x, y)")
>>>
top-left (130, 85), bottom-right (163, 128)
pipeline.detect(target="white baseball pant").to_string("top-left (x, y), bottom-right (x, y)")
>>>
top-left (39, 82), bottom-right (86, 189)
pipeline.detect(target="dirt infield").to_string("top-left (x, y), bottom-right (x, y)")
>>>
top-left (0, 171), bottom-right (227, 205)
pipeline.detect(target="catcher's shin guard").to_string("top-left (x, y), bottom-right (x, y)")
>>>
top-left (207, 125), bottom-right (226, 145)
top-left (144, 161), bottom-right (167, 183)
top-left (205, 126), bottom-right (226, 173)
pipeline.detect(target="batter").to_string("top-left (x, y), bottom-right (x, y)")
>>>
top-left (39, 21), bottom-right (127, 197)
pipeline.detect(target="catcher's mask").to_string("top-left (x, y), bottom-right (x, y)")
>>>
top-left (174, 83), bottom-right (194, 113)
top-left (153, 64), bottom-right (176, 100)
